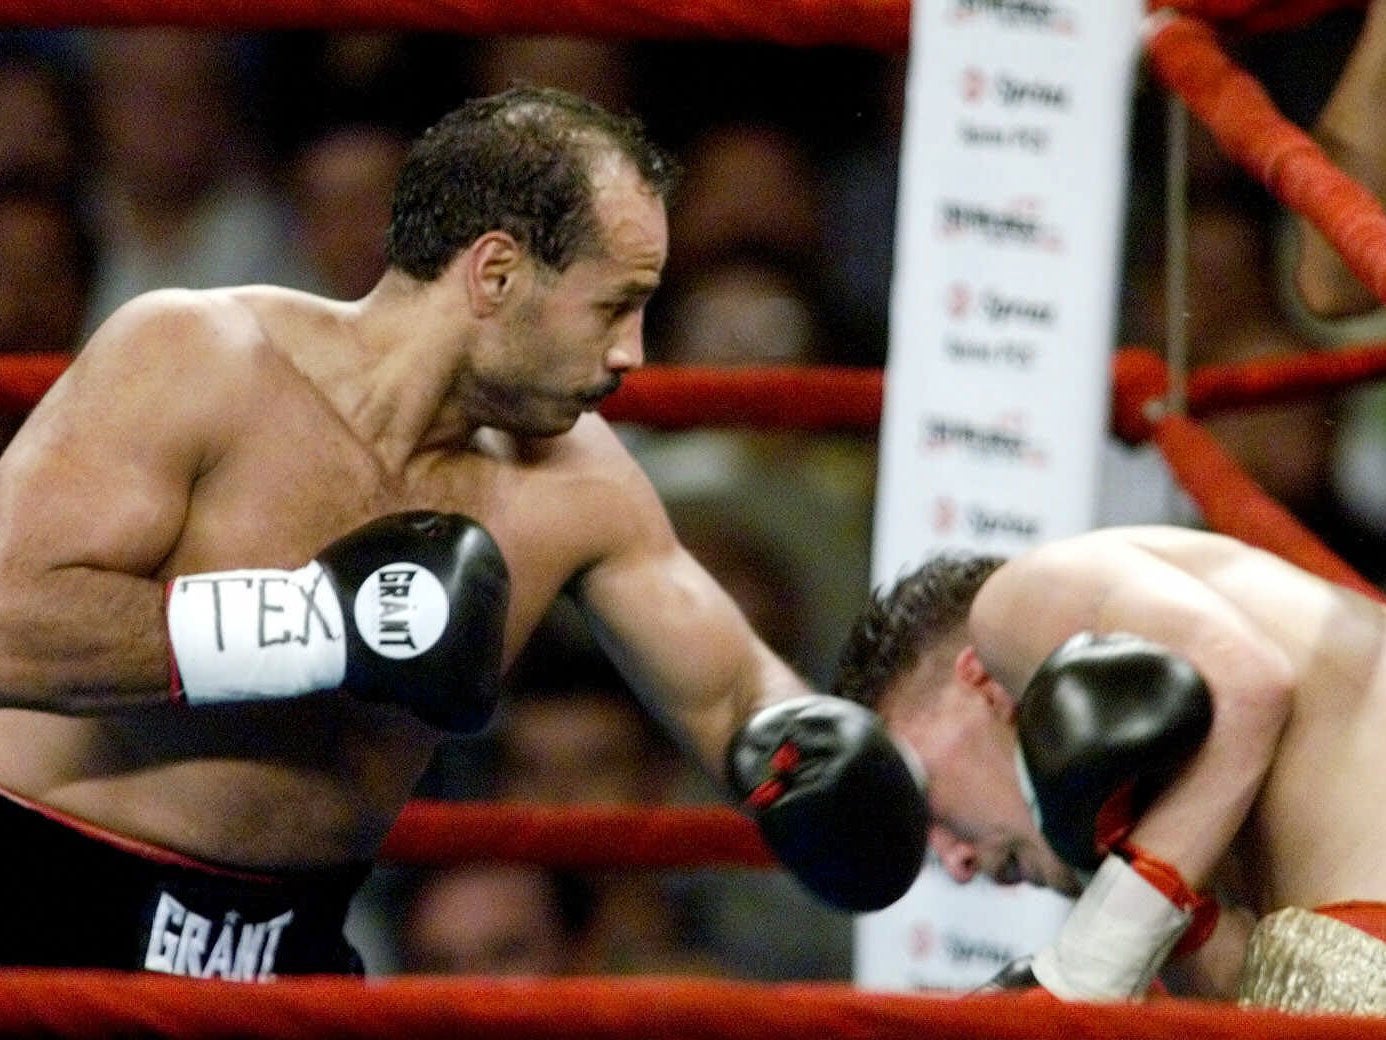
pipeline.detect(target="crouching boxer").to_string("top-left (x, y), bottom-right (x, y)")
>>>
top-left (835, 525), bottom-right (1386, 1008)
top-left (0, 86), bottom-right (921, 976)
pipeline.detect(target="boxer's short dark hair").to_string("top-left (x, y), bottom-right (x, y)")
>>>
top-left (834, 553), bottom-right (1005, 710)
top-left (387, 86), bottom-right (678, 281)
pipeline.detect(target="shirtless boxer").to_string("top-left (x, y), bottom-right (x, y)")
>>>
top-left (0, 87), bottom-right (925, 978)
top-left (834, 525), bottom-right (1386, 1010)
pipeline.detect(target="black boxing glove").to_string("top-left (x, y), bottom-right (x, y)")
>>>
top-left (1011, 632), bottom-right (1216, 1001)
top-left (168, 511), bottom-right (509, 732)
top-left (1015, 631), bottom-right (1213, 873)
top-left (725, 695), bottom-right (928, 913)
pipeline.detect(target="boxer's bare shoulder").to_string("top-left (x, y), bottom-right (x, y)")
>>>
top-left (21, 289), bottom-right (290, 453)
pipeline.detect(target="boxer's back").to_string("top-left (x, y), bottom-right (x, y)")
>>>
top-left (1120, 526), bottom-right (1386, 911)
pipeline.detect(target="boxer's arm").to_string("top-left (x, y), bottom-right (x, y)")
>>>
top-left (574, 483), bottom-right (809, 771)
top-left (564, 422), bottom-right (813, 768)
top-left (574, 444), bottom-right (928, 911)
top-left (0, 292), bottom-right (229, 711)
top-left (972, 528), bottom-right (1294, 892)
top-left (1163, 901), bottom-right (1255, 1000)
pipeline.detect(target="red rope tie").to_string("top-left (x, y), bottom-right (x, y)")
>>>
top-left (769, 742), bottom-right (800, 774)
top-left (1110, 347), bottom-right (1170, 445)
top-left (746, 778), bottom-right (787, 810)
top-left (1093, 780), bottom-right (1138, 856)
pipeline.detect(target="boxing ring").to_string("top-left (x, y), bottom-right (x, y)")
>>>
top-left (1, 0), bottom-right (1386, 1033)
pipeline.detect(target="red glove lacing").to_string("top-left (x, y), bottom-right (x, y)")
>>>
top-left (1116, 839), bottom-right (1221, 959)
top-left (745, 742), bottom-right (800, 809)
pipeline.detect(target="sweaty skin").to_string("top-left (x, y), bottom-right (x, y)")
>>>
top-left (970, 526), bottom-right (1386, 914)
top-left (0, 158), bottom-right (810, 870)
top-left (885, 525), bottom-right (1386, 996)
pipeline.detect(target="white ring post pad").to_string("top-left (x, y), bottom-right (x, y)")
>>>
top-left (167, 562), bottom-right (347, 705)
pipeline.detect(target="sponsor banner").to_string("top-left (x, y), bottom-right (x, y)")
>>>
top-left (859, 0), bottom-right (1143, 992)
top-left (855, 853), bottom-right (1074, 992)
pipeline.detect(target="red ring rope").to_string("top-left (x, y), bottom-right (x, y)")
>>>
top-left (0, 0), bottom-right (911, 51)
top-left (381, 800), bottom-right (776, 869)
top-left (600, 365), bottom-right (883, 431)
top-left (1151, 0), bottom-right (1366, 34)
top-left (0, 1), bottom-right (1367, 48)
top-left (1145, 11), bottom-right (1386, 307)
top-left (1108, 353), bottom-right (1386, 601)
top-left (0, 971), bottom-right (1379, 1039)
top-left (7, 348), bottom-right (1385, 431)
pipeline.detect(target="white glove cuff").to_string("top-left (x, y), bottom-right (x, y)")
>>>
top-left (1030, 853), bottom-right (1191, 1000)
top-left (168, 562), bottom-right (347, 704)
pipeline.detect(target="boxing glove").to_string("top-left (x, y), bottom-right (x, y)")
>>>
top-left (168, 511), bottom-right (509, 732)
top-left (1015, 631), bottom-right (1213, 873)
top-left (1008, 632), bottom-right (1217, 1000)
top-left (725, 695), bottom-right (928, 913)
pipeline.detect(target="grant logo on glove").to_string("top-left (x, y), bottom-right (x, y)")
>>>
top-left (351, 563), bottom-right (449, 659)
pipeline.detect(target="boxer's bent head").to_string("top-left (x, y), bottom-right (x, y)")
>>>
top-left (834, 552), bottom-right (1005, 712)
top-left (387, 86), bottom-right (679, 282)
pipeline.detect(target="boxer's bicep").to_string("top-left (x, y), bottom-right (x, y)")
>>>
top-left (4, 402), bottom-right (191, 580)
top-left (0, 297), bottom-right (233, 708)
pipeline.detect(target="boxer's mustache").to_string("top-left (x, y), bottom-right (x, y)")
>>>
top-left (581, 375), bottom-right (622, 406)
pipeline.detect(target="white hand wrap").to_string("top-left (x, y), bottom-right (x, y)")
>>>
top-left (167, 563), bottom-right (347, 705)
top-left (1030, 853), bottom-right (1191, 1000)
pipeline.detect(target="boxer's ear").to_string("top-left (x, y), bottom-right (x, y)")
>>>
top-left (462, 231), bottom-right (524, 316)
top-left (954, 645), bottom-right (1019, 720)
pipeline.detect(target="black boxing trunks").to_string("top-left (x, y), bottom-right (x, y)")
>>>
top-left (0, 787), bottom-right (369, 979)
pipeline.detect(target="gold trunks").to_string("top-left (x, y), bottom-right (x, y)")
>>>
top-left (1238, 905), bottom-right (1386, 1015)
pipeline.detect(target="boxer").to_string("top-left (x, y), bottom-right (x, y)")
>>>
top-left (0, 86), bottom-right (923, 975)
top-left (836, 525), bottom-right (1386, 1008)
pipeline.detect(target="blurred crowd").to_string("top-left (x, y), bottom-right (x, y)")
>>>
top-left (4, 8), bottom-right (1386, 980)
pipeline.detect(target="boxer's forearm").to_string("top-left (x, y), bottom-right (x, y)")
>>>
top-left (0, 565), bottom-right (174, 711)
top-left (576, 543), bottom-right (812, 774)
